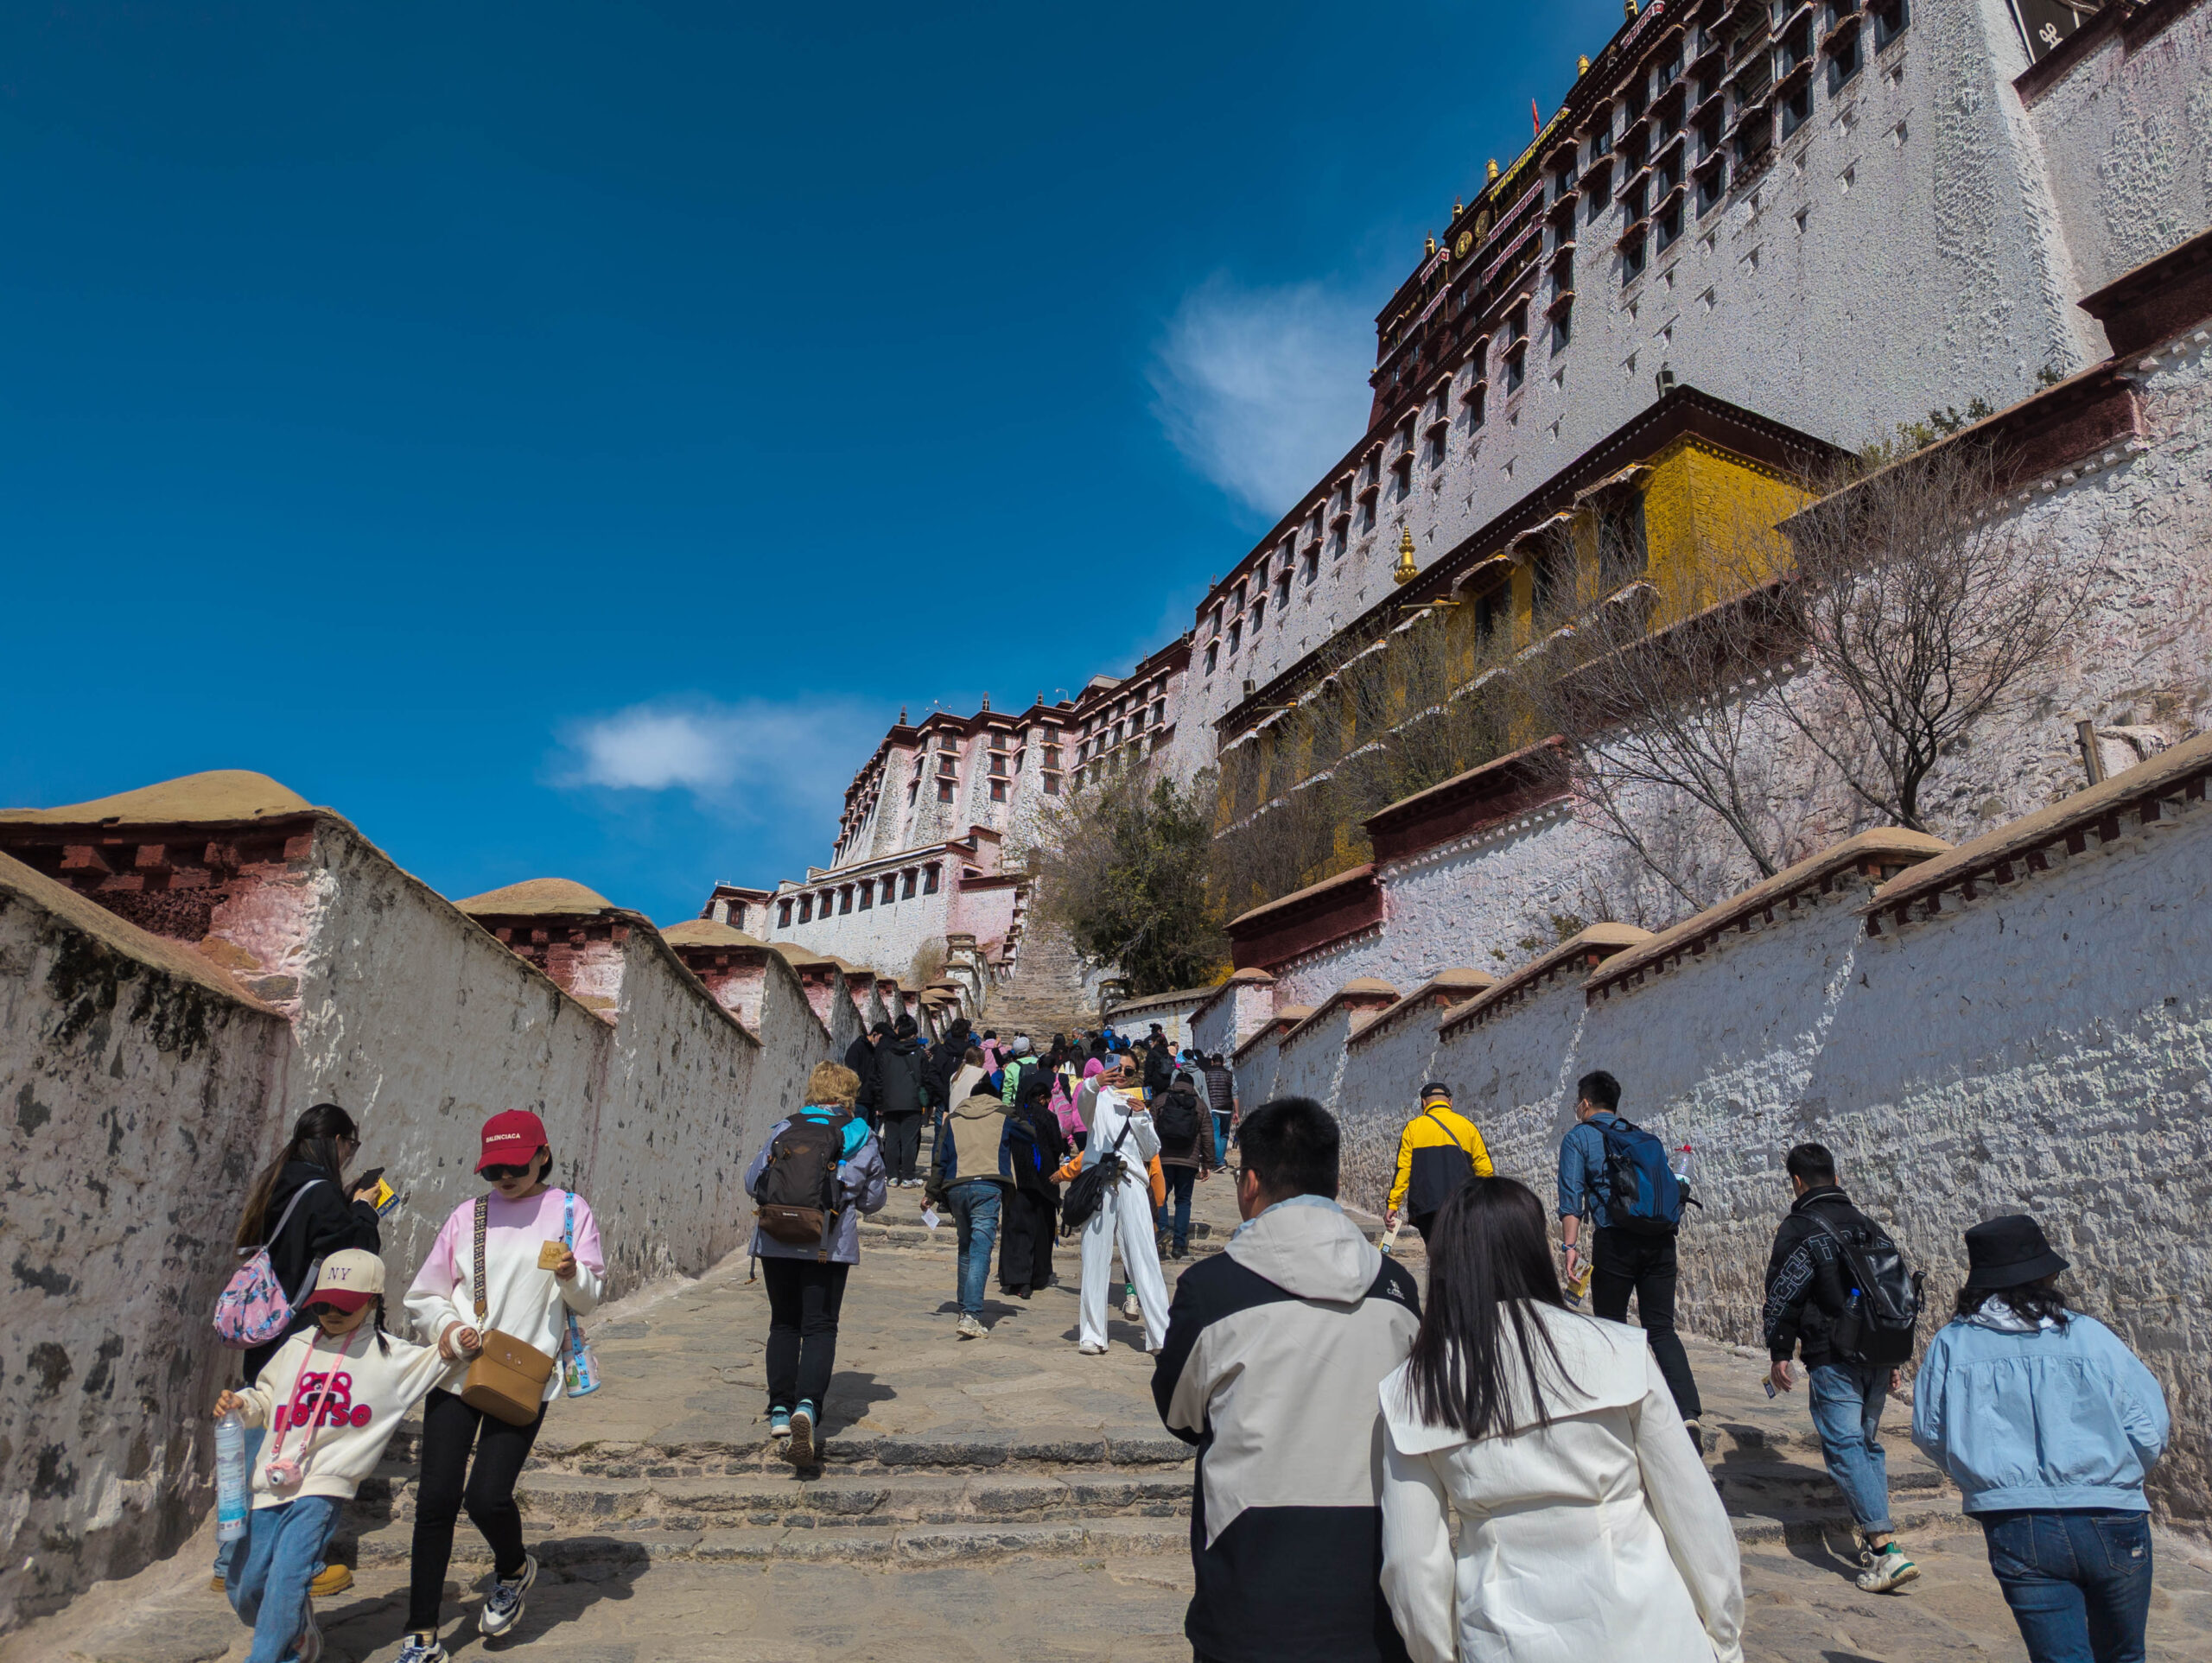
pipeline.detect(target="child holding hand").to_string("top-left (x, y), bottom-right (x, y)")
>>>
top-left (213, 1249), bottom-right (448, 1663)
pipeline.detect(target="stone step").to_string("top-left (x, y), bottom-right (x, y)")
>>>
top-left (343, 1514), bottom-right (1190, 1571)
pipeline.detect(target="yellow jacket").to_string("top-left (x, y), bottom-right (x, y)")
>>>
top-left (1389, 1102), bottom-right (1494, 1217)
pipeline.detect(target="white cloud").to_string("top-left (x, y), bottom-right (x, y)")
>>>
top-left (555, 698), bottom-right (879, 822)
top-left (1150, 274), bottom-right (1376, 519)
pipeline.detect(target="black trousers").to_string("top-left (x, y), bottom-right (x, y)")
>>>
top-left (407, 1387), bottom-right (547, 1630)
top-left (999, 1187), bottom-right (1057, 1292)
top-left (762, 1257), bottom-right (850, 1413)
top-left (1592, 1226), bottom-right (1703, 1420)
top-left (880, 1111), bottom-right (923, 1181)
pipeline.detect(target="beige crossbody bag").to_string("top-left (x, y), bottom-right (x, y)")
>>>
top-left (459, 1195), bottom-right (554, 1425)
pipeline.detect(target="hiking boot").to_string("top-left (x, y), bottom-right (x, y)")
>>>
top-left (208, 1576), bottom-right (226, 1594)
top-left (308, 1563), bottom-right (353, 1598)
top-left (1857, 1543), bottom-right (1919, 1593)
top-left (479, 1553), bottom-right (537, 1636)
top-left (956, 1314), bottom-right (985, 1339)
top-left (785, 1401), bottom-right (818, 1466)
top-left (396, 1631), bottom-right (450, 1663)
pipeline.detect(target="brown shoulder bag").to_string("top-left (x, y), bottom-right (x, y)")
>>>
top-left (461, 1195), bottom-right (554, 1425)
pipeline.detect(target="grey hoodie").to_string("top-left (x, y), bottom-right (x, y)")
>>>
top-left (1153, 1197), bottom-right (1422, 1663)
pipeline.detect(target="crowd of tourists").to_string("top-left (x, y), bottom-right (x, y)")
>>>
top-left (204, 1021), bottom-right (2171, 1663)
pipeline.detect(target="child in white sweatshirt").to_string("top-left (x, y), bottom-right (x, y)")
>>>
top-left (213, 1249), bottom-right (447, 1663)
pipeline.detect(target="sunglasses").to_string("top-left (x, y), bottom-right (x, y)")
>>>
top-left (482, 1164), bottom-right (533, 1182)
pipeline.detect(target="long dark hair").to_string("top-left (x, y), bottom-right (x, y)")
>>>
top-left (1403, 1177), bottom-right (1587, 1441)
top-left (237, 1103), bottom-right (357, 1249)
top-left (1955, 1274), bottom-right (2073, 1330)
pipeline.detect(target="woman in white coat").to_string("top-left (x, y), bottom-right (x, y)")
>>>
top-left (1053, 1057), bottom-right (1172, 1354)
top-left (1379, 1177), bottom-right (1742, 1663)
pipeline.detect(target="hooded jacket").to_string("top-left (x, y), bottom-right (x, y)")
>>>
top-left (874, 1036), bottom-right (929, 1119)
top-left (925, 1091), bottom-right (1017, 1205)
top-left (742, 1108), bottom-right (889, 1264)
top-left (1153, 1197), bottom-right (1421, 1663)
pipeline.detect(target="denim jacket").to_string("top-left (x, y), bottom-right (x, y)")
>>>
top-left (1910, 1302), bottom-right (2169, 1514)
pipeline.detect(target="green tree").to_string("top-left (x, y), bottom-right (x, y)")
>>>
top-left (1032, 767), bottom-right (1226, 995)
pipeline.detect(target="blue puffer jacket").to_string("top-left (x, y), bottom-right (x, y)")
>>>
top-left (1911, 1299), bottom-right (2169, 1514)
top-left (743, 1108), bottom-right (887, 1265)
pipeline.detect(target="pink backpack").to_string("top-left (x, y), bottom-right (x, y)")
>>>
top-left (213, 1180), bottom-right (326, 1349)
top-left (1050, 1079), bottom-right (1085, 1146)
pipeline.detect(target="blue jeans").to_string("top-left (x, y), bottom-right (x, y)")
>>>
top-left (945, 1180), bottom-right (1002, 1318)
top-left (228, 1495), bottom-right (341, 1663)
top-left (1212, 1112), bottom-right (1230, 1165)
top-left (1155, 1165), bottom-right (1198, 1253)
top-left (213, 1424), bottom-right (268, 1578)
top-left (1981, 1509), bottom-right (2152, 1663)
top-left (1807, 1362), bottom-right (1891, 1533)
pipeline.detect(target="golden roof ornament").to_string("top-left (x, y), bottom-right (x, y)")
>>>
top-left (1624, 0), bottom-right (1637, 16)
top-left (1487, 158), bottom-right (1500, 182)
top-left (1393, 525), bottom-right (1419, 586)
top-left (1579, 54), bottom-right (1592, 75)
top-left (1453, 195), bottom-right (1464, 216)
top-left (1426, 232), bottom-right (1437, 256)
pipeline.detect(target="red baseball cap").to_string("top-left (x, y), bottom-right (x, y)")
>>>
top-left (476, 1109), bottom-right (550, 1173)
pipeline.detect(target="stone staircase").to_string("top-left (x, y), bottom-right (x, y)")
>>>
top-left (982, 917), bottom-right (1098, 1039)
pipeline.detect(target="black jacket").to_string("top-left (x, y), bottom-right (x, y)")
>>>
top-left (1762, 1185), bottom-right (1889, 1368)
top-left (843, 1034), bottom-right (880, 1108)
top-left (1202, 1063), bottom-right (1235, 1116)
top-left (874, 1037), bottom-right (928, 1118)
top-left (1142, 1044), bottom-right (1174, 1095)
top-left (244, 1159), bottom-right (382, 1383)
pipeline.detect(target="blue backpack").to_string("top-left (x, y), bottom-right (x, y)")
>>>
top-left (1596, 1117), bottom-right (1687, 1235)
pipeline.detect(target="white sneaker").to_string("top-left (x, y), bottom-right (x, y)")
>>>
top-left (1856, 1543), bottom-right (1919, 1593)
top-left (956, 1314), bottom-right (985, 1339)
top-left (479, 1552), bottom-right (537, 1636)
top-left (1122, 1294), bottom-right (1141, 1322)
top-left (1078, 1341), bottom-right (1108, 1355)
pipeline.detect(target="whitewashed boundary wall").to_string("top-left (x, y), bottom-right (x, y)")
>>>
top-left (1267, 740), bottom-right (2212, 1519)
top-left (0, 777), bottom-right (913, 1628)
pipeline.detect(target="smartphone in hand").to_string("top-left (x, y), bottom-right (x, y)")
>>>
top-left (1763, 1379), bottom-right (1778, 1400)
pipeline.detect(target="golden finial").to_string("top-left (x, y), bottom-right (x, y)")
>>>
top-left (1579, 54), bottom-right (1592, 75)
top-left (1487, 158), bottom-right (1500, 182)
top-left (1624, 0), bottom-right (1637, 16)
top-left (1393, 525), bottom-right (1419, 586)
top-left (1453, 195), bottom-right (1464, 216)
top-left (1426, 232), bottom-right (1437, 256)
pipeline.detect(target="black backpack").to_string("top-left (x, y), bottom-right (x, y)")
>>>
top-left (1154, 1089), bottom-right (1200, 1150)
top-left (1807, 1212), bottom-right (1925, 1367)
top-left (753, 1111), bottom-right (852, 1257)
top-left (1059, 1122), bottom-right (1133, 1236)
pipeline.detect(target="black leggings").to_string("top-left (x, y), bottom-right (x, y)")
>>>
top-left (762, 1258), bottom-right (849, 1413)
top-left (407, 1387), bottom-right (546, 1630)
top-left (879, 1112), bottom-right (923, 1181)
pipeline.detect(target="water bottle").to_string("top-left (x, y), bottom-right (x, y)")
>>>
top-left (1671, 1143), bottom-right (1693, 1184)
top-left (214, 1410), bottom-right (250, 1544)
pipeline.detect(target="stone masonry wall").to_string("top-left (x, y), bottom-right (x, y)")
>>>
top-left (1268, 786), bottom-right (2212, 1520)
top-left (0, 857), bottom-right (293, 1628)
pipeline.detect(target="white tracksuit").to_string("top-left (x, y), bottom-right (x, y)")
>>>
top-left (1073, 1087), bottom-right (1172, 1352)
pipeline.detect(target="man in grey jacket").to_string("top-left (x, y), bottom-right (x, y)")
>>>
top-left (1153, 1097), bottom-right (1420, 1663)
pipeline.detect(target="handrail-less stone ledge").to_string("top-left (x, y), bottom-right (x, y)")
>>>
top-left (1437, 922), bottom-right (1650, 1038)
top-left (1588, 828), bottom-right (1951, 1002)
top-left (1865, 729), bottom-right (2212, 936)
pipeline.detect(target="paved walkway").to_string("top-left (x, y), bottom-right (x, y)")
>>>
top-left (14, 1175), bottom-right (2212, 1661)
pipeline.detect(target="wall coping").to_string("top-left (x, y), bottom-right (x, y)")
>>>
top-left (1280, 978), bottom-right (1401, 1051)
top-left (2077, 225), bottom-right (2212, 358)
top-left (1106, 985), bottom-right (1215, 1023)
top-left (454, 877), bottom-right (618, 917)
top-left (1349, 968), bottom-right (1496, 1050)
top-left (1866, 730), bottom-right (2212, 935)
top-left (662, 919), bottom-right (774, 954)
top-left (0, 847), bottom-right (282, 1017)
top-left (1234, 1005), bottom-right (1315, 1065)
top-left (1587, 828), bottom-right (1951, 1001)
top-left (1225, 863), bottom-right (1384, 971)
top-left (1186, 967), bottom-right (1276, 1031)
top-left (1438, 924), bottom-right (1650, 1038)
top-left (1362, 737), bottom-right (1571, 866)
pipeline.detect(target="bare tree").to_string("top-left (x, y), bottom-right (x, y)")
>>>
top-left (1769, 441), bottom-right (2086, 831)
top-left (1538, 510), bottom-right (1821, 909)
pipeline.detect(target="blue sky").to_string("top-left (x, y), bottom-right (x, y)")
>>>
top-left (2, 0), bottom-right (1626, 924)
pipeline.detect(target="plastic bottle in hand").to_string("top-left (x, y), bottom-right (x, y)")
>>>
top-left (214, 1409), bottom-right (250, 1543)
